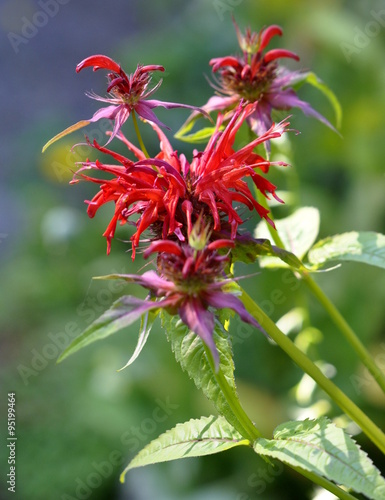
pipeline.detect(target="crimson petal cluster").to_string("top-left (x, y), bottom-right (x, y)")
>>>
top-left (44, 26), bottom-right (326, 367)
top-left (43, 55), bottom-right (208, 151)
top-left (73, 102), bottom-right (288, 258)
top-left (185, 19), bottom-right (335, 151)
top-left (115, 237), bottom-right (262, 366)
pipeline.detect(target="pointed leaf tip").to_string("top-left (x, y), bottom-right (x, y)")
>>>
top-left (254, 417), bottom-right (385, 500)
top-left (42, 120), bottom-right (91, 153)
top-left (292, 72), bottom-right (342, 130)
top-left (120, 415), bottom-right (249, 481)
top-left (308, 231), bottom-right (385, 270)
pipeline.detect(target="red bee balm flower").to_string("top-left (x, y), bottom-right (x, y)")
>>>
top-left (190, 103), bottom-right (288, 237)
top-left (73, 103), bottom-right (288, 257)
top-left (184, 20), bottom-right (336, 151)
top-left (42, 55), bottom-right (207, 151)
top-left (111, 236), bottom-right (263, 368)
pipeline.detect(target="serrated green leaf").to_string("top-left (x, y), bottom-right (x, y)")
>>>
top-left (231, 236), bottom-right (305, 270)
top-left (120, 415), bottom-right (249, 480)
top-left (308, 231), bottom-right (385, 270)
top-left (161, 311), bottom-right (247, 437)
top-left (254, 207), bottom-right (320, 268)
top-left (292, 71), bottom-right (342, 129)
top-left (254, 417), bottom-right (385, 499)
top-left (57, 296), bottom-right (159, 363)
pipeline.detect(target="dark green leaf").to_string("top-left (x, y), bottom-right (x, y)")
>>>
top-left (161, 311), bottom-right (246, 437)
top-left (231, 236), bottom-right (305, 270)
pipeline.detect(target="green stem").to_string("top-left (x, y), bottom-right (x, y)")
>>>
top-left (302, 272), bottom-right (385, 395)
top-left (257, 190), bottom-right (385, 395)
top-left (257, 191), bottom-right (286, 248)
top-left (208, 340), bottom-right (358, 499)
top-left (240, 287), bottom-right (385, 454)
top-left (203, 344), bottom-right (262, 442)
top-left (132, 111), bottom-right (150, 158)
top-left (288, 465), bottom-right (359, 500)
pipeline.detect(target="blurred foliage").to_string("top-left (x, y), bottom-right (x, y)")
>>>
top-left (1, 0), bottom-right (385, 499)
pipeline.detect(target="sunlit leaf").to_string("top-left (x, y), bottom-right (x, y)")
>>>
top-left (120, 415), bottom-right (249, 480)
top-left (254, 207), bottom-right (320, 268)
top-left (254, 417), bottom-right (385, 499)
top-left (161, 311), bottom-right (248, 437)
top-left (174, 110), bottom-right (221, 143)
top-left (308, 232), bottom-right (385, 270)
top-left (175, 125), bottom-right (223, 143)
top-left (231, 235), bottom-right (305, 270)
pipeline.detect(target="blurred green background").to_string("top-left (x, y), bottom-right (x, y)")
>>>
top-left (1, 0), bottom-right (385, 499)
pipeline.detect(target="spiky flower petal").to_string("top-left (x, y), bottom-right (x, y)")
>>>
top-left (116, 235), bottom-right (262, 368)
top-left (182, 19), bottom-right (335, 152)
top-left (43, 55), bottom-right (208, 152)
top-left (73, 103), bottom-right (287, 256)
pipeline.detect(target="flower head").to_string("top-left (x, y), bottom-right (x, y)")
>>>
top-left (116, 234), bottom-right (262, 368)
top-left (42, 55), bottom-right (208, 152)
top-left (73, 103), bottom-right (288, 257)
top-left (71, 137), bottom-right (188, 258)
top-left (190, 103), bottom-right (289, 236)
top-left (185, 20), bottom-right (335, 151)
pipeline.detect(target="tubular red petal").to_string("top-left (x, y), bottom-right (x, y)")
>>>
top-left (182, 256), bottom-right (195, 278)
top-left (76, 55), bottom-right (122, 74)
top-left (207, 239), bottom-right (235, 251)
top-left (241, 64), bottom-right (251, 79)
top-left (90, 139), bottom-right (134, 166)
top-left (259, 25), bottom-right (283, 51)
top-left (209, 56), bottom-right (243, 72)
top-left (106, 76), bottom-right (125, 93)
top-left (138, 65), bottom-right (165, 75)
top-left (263, 49), bottom-right (300, 63)
top-left (181, 200), bottom-right (193, 236)
top-left (144, 240), bottom-right (183, 258)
